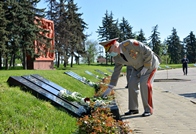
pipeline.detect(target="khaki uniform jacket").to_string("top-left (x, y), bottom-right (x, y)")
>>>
top-left (110, 39), bottom-right (160, 86)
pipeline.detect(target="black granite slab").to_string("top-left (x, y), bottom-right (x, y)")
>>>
top-left (64, 71), bottom-right (94, 87)
top-left (7, 75), bottom-right (87, 117)
top-left (85, 70), bottom-right (102, 80)
top-left (7, 74), bottom-right (120, 120)
top-left (107, 68), bottom-right (114, 73)
top-left (95, 69), bottom-right (109, 76)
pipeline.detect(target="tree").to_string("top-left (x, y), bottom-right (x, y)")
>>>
top-left (148, 25), bottom-right (162, 56)
top-left (119, 17), bottom-right (135, 42)
top-left (1, 0), bottom-right (46, 69)
top-left (183, 31), bottom-right (196, 63)
top-left (82, 40), bottom-right (98, 65)
top-left (0, 1), bottom-right (9, 69)
top-left (66, 0), bottom-right (87, 67)
top-left (167, 28), bottom-right (182, 64)
top-left (97, 10), bottom-right (120, 65)
top-left (46, 0), bottom-right (87, 68)
top-left (136, 29), bottom-right (147, 44)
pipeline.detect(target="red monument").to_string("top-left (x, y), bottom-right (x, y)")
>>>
top-left (27, 18), bottom-right (55, 70)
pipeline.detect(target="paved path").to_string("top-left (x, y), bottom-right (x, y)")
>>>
top-left (114, 68), bottom-right (196, 134)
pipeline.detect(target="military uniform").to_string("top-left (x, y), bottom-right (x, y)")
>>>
top-left (109, 39), bottom-right (160, 114)
top-left (126, 65), bottom-right (133, 88)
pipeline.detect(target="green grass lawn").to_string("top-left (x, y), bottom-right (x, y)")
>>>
top-left (0, 63), bottom-right (194, 133)
top-left (0, 64), bottom-right (119, 134)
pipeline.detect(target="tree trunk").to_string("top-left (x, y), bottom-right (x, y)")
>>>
top-left (13, 54), bottom-right (16, 68)
top-left (22, 48), bottom-right (27, 70)
top-left (57, 51), bottom-right (60, 68)
top-left (5, 53), bottom-right (8, 70)
top-left (106, 52), bottom-right (108, 65)
top-left (0, 52), bottom-right (2, 70)
top-left (9, 54), bottom-right (13, 67)
top-left (111, 57), bottom-right (113, 65)
top-left (70, 52), bottom-right (73, 67)
top-left (87, 57), bottom-right (90, 65)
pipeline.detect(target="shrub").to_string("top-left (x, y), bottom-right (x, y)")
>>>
top-left (76, 75), bottom-right (133, 134)
top-left (76, 107), bottom-right (132, 134)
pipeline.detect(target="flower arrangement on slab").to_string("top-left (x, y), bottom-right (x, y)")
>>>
top-left (81, 77), bottom-right (100, 91)
top-left (58, 90), bottom-right (112, 108)
top-left (59, 75), bottom-right (133, 133)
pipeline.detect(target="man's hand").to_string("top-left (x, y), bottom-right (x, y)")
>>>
top-left (102, 85), bottom-right (114, 98)
top-left (140, 67), bottom-right (148, 75)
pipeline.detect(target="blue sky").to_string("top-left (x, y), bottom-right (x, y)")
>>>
top-left (38, 0), bottom-right (196, 42)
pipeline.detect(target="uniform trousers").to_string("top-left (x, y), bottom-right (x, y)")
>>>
top-left (128, 67), bottom-right (157, 114)
top-left (126, 66), bottom-right (133, 86)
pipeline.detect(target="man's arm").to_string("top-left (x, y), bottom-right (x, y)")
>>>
top-left (109, 63), bottom-right (123, 86)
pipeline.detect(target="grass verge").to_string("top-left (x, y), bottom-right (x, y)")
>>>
top-left (0, 64), bottom-right (120, 133)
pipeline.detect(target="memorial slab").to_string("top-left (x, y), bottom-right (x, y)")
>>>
top-left (7, 75), bottom-right (87, 117)
top-left (7, 74), bottom-right (120, 120)
top-left (107, 68), bottom-right (114, 73)
top-left (85, 70), bottom-right (102, 80)
top-left (64, 71), bottom-right (96, 87)
top-left (95, 69), bottom-right (109, 76)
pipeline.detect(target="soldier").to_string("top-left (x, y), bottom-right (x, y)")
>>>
top-left (99, 38), bottom-right (160, 117)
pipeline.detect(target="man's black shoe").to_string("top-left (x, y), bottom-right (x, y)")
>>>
top-left (124, 110), bottom-right (139, 115)
top-left (142, 112), bottom-right (152, 117)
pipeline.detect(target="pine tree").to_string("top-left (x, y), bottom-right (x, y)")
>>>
top-left (2, 0), bottom-right (46, 69)
top-left (183, 31), bottom-right (196, 63)
top-left (148, 25), bottom-right (162, 56)
top-left (167, 28), bottom-right (182, 64)
top-left (119, 17), bottom-right (135, 42)
top-left (0, 1), bottom-right (9, 69)
top-left (46, 0), bottom-right (87, 68)
top-left (136, 29), bottom-right (147, 44)
top-left (97, 11), bottom-right (119, 41)
top-left (97, 10), bottom-right (119, 65)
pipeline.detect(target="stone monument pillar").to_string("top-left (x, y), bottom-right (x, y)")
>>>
top-left (27, 18), bottom-right (55, 70)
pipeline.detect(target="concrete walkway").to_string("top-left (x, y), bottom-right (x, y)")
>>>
top-left (114, 68), bottom-right (196, 134)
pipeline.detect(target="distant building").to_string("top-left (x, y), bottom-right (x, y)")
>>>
top-left (97, 57), bottom-right (106, 64)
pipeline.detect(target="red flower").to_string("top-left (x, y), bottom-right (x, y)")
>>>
top-left (84, 98), bottom-right (90, 102)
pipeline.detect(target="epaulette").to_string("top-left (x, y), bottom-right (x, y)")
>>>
top-left (133, 40), bottom-right (139, 46)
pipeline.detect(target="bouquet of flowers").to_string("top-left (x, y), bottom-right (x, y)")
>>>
top-left (58, 90), bottom-right (111, 108)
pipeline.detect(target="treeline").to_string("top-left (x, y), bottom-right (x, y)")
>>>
top-left (0, 0), bottom-right (88, 70)
top-left (0, 0), bottom-right (47, 70)
top-left (97, 11), bottom-right (196, 65)
top-left (1, 1), bottom-right (196, 70)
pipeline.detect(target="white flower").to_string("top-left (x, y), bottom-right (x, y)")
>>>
top-left (80, 98), bottom-right (85, 104)
top-left (81, 77), bottom-right (86, 82)
top-left (94, 100), bottom-right (106, 107)
top-left (71, 92), bottom-right (80, 97)
top-left (58, 90), bottom-right (66, 97)
top-left (88, 81), bottom-right (95, 86)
